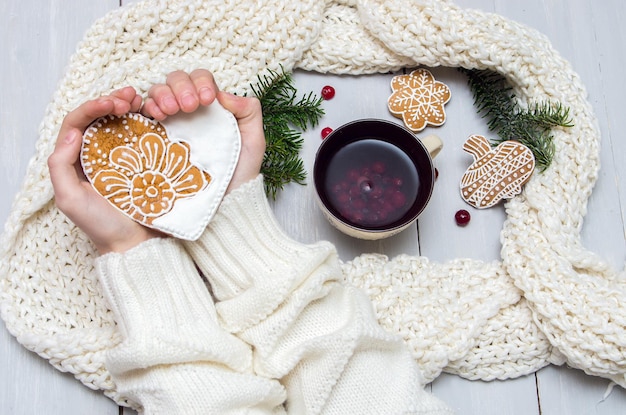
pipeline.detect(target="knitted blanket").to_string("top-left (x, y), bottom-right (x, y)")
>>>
top-left (1, 0), bottom-right (625, 404)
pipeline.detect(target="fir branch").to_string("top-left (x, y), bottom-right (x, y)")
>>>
top-left (251, 67), bottom-right (325, 198)
top-left (263, 91), bottom-right (324, 131)
top-left (261, 151), bottom-right (307, 200)
top-left (524, 101), bottom-right (574, 129)
top-left (263, 124), bottom-right (303, 157)
top-left (460, 68), bottom-right (573, 171)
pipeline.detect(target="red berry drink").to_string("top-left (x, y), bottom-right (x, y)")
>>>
top-left (323, 139), bottom-right (419, 228)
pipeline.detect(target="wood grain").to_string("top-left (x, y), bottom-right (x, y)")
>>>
top-left (0, 2), bottom-right (120, 414)
top-left (1, 0), bottom-right (624, 414)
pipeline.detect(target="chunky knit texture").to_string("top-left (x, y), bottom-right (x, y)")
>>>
top-left (185, 175), bottom-right (452, 414)
top-left (1, 0), bottom-right (625, 405)
top-left (90, 177), bottom-right (453, 412)
top-left (96, 236), bottom-right (289, 413)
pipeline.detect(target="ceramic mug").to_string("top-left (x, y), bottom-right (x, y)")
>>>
top-left (313, 119), bottom-right (442, 240)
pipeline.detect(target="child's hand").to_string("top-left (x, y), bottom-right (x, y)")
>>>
top-left (49, 70), bottom-right (265, 254)
top-left (142, 69), bottom-right (266, 193)
top-left (48, 87), bottom-right (162, 254)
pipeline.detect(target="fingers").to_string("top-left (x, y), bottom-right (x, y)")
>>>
top-left (109, 86), bottom-right (139, 106)
top-left (108, 85), bottom-right (142, 114)
top-left (58, 88), bottom-right (139, 145)
top-left (129, 92), bottom-right (143, 113)
top-left (50, 88), bottom-right (139, 209)
top-left (48, 127), bottom-right (86, 212)
top-left (189, 69), bottom-right (219, 105)
top-left (53, 97), bottom-right (126, 168)
top-left (217, 91), bottom-right (263, 127)
top-left (60, 98), bottom-right (120, 137)
top-left (143, 69), bottom-right (219, 120)
top-left (217, 92), bottom-right (267, 193)
top-left (216, 91), bottom-right (250, 116)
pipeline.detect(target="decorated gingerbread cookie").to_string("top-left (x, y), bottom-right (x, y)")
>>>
top-left (387, 68), bottom-right (451, 132)
top-left (460, 134), bottom-right (535, 209)
top-left (81, 101), bottom-right (241, 240)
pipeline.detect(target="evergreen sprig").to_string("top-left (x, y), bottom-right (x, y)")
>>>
top-left (460, 68), bottom-right (573, 171)
top-left (250, 68), bottom-right (325, 199)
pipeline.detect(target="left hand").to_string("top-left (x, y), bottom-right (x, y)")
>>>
top-left (48, 87), bottom-right (162, 255)
top-left (49, 69), bottom-right (266, 254)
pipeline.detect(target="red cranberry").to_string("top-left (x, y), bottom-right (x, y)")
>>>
top-left (370, 187), bottom-right (384, 199)
top-left (351, 198), bottom-right (366, 210)
top-left (455, 209), bottom-right (471, 226)
top-left (348, 185), bottom-right (361, 197)
top-left (336, 192), bottom-right (350, 204)
top-left (372, 161), bottom-right (386, 174)
top-left (381, 201), bottom-right (394, 214)
top-left (391, 191), bottom-right (407, 208)
top-left (331, 183), bottom-right (343, 193)
top-left (321, 85), bottom-right (336, 100)
top-left (371, 174), bottom-right (383, 186)
top-left (367, 212), bottom-right (380, 223)
top-left (321, 127), bottom-right (333, 139)
top-left (352, 211), bottom-right (365, 222)
top-left (377, 209), bottom-right (389, 221)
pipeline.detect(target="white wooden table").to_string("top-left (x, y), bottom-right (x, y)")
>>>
top-left (1, 1), bottom-right (625, 414)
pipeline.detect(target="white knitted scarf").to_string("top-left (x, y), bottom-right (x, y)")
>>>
top-left (1, 0), bottom-right (625, 404)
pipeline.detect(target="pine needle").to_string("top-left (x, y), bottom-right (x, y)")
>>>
top-left (250, 67), bottom-right (325, 198)
top-left (460, 68), bottom-right (573, 171)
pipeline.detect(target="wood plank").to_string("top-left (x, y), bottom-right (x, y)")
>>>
top-left (0, 1), bottom-right (121, 414)
top-left (434, 374), bottom-right (540, 414)
top-left (3, 0), bottom-right (624, 414)
top-left (538, 366), bottom-right (626, 415)
top-left (462, 0), bottom-right (626, 413)
top-left (415, 65), bottom-right (506, 263)
top-left (536, 0), bottom-right (626, 412)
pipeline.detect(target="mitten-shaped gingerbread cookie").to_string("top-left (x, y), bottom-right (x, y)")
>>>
top-left (460, 134), bottom-right (535, 209)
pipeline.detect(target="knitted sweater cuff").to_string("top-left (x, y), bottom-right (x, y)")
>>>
top-left (95, 237), bottom-right (252, 374)
top-left (184, 175), bottom-right (338, 333)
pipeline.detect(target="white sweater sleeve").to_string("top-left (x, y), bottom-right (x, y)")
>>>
top-left (96, 237), bottom-right (287, 414)
top-left (184, 175), bottom-right (453, 415)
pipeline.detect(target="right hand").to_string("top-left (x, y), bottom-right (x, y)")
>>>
top-left (142, 69), bottom-right (266, 194)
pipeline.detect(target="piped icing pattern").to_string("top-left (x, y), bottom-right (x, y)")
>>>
top-left (81, 113), bottom-right (212, 225)
top-left (388, 68), bottom-right (451, 132)
top-left (460, 134), bottom-right (535, 209)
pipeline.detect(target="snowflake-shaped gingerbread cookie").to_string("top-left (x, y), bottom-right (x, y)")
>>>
top-left (387, 68), bottom-right (451, 132)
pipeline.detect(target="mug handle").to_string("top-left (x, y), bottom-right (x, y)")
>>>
top-left (420, 134), bottom-right (443, 159)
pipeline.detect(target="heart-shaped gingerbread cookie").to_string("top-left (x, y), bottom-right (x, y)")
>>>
top-left (81, 101), bottom-right (241, 240)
